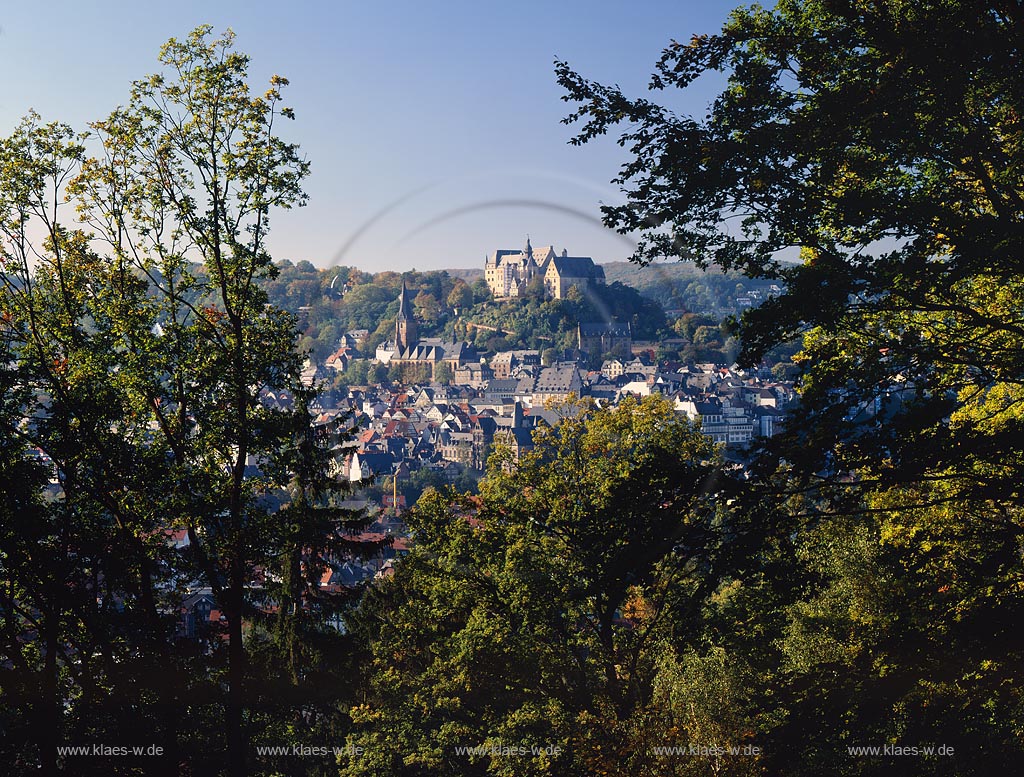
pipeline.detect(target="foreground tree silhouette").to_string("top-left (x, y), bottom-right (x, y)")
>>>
top-left (558, 0), bottom-right (1024, 771)
top-left (557, 0), bottom-right (1024, 495)
top-left (0, 26), bottom-right (379, 776)
top-left (0, 115), bottom-right (193, 776)
top-left (76, 27), bottom-right (309, 775)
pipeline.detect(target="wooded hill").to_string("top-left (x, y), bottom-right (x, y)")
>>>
top-left (261, 261), bottom-right (669, 361)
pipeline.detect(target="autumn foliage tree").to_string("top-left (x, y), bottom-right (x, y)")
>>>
top-left (0, 26), bottom-right (372, 777)
top-left (343, 396), bottom-right (736, 776)
top-left (559, 0), bottom-right (1024, 771)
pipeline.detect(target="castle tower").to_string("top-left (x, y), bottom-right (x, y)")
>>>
top-left (395, 278), bottom-right (418, 351)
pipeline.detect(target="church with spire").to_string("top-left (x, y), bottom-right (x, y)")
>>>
top-left (375, 277), bottom-right (478, 379)
top-left (394, 277), bottom-right (418, 351)
top-left (484, 237), bottom-right (604, 300)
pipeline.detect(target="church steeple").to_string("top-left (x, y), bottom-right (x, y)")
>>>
top-left (524, 235), bottom-right (533, 259)
top-left (395, 277), bottom-right (418, 351)
top-left (397, 277), bottom-right (414, 321)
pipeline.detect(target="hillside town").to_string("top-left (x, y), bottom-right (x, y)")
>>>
top-left (254, 255), bottom-right (797, 591)
top-left (308, 248), bottom-right (793, 465)
top-left (28, 237), bottom-right (797, 650)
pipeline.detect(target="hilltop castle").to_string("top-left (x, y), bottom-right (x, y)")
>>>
top-left (484, 238), bottom-right (605, 300)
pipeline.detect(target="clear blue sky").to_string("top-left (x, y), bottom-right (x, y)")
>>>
top-left (0, 0), bottom-right (740, 272)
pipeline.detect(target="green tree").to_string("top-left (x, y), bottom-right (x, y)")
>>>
top-left (691, 325), bottom-right (720, 349)
top-left (634, 647), bottom-right (766, 777)
top-left (447, 278), bottom-right (473, 312)
top-left (344, 396), bottom-right (730, 775)
top-left (75, 28), bottom-right (311, 774)
top-left (471, 277), bottom-right (492, 304)
top-left (433, 360), bottom-right (453, 384)
top-left (247, 392), bottom-right (383, 777)
top-left (0, 115), bottom-right (195, 775)
top-left (0, 26), bottom-right (378, 777)
top-left (559, 0), bottom-right (1024, 771)
top-left (413, 290), bottom-right (441, 323)
top-left (0, 269), bottom-right (71, 773)
top-left (337, 282), bottom-right (397, 332)
top-left (558, 0), bottom-right (1024, 487)
top-left (343, 359), bottom-right (370, 386)
top-left (368, 362), bottom-right (389, 385)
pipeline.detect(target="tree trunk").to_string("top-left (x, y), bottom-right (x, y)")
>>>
top-left (226, 565), bottom-right (247, 777)
top-left (41, 600), bottom-right (59, 776)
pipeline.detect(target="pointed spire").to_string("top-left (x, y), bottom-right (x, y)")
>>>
top-left (524, 235), bottom-right (533, 258)
top-left (397, 277), bottom-right (414, 320)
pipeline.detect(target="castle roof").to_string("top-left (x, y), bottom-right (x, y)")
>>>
top-left (550, 256), bottom-right (604, 279)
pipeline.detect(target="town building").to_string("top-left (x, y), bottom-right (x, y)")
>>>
top-left (579, 321), bottom-right (632, 357)
top-left (375, 279), bottom-right (478, 379)
top-left (519, 364), bottom-right (584, 406)
top-left (543, 254), bottom-right (605, 299)
top-left (484, 237), bottom-right (555, 298)
top-left (489, 349), bottom-right (541, 379)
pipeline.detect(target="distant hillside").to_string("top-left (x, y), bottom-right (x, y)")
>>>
top-left (602, 259), bottom-right (717, 283)
top-left (264, 259), bottom-right (765, 370)
top-left (601, 260), bottom-right (777, 316)
top-left (265, 260), bottom-right (664, 364)
top-left (444, 268), bottom-right (484, 283)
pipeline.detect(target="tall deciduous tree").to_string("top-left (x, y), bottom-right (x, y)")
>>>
top-left (558, 0), bottom-right (1024, 771)
top-left (557, 0), bottom-right (1024, 494)
top-left (447, 278), bottom-right (473, 312)
top-left (0, 26), bottom-right (375, 777)
top-left (0, 114), bottom-right (190, 776)
top-left (69, 26), bottom-right (309, 776)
